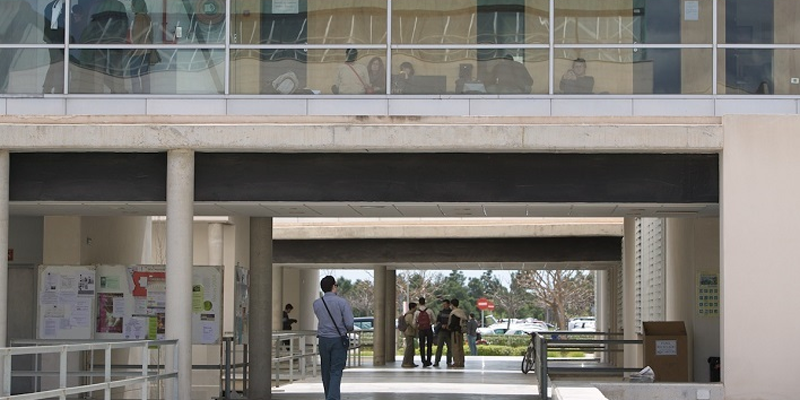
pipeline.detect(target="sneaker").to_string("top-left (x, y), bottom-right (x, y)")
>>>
top-left (432, 363), bottom-right (439, 367)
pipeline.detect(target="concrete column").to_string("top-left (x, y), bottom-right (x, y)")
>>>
top-left (299, 269), bottom-right (319, 330)
top-left (622, 218), bottom-right (640, 369)
top-left (0, 151), bottom-right (8, 347)
top-left (272, 266), bottom-right (283, 328)
top-left (373, 266), bottom-right (386, 366)
top-left (249, 217), bottom-right (273, 400)
top-left (385, 270), bottom-right (397, 362)
top-left (165, 149), bottom-right (194, 400)
top-left (208, 223), bottom-right (224, 266)
top-left (720, 115), bottom-right (800, 397)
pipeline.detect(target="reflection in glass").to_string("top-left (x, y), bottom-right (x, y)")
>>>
top-left (392, 49), bottom-right (547, 95)
top-left (70, 49), bottom-right (224, 94)
top-left (230, 49), bottom-right (308, 94)
top-left (0, 1), bottom-right (42, 45)
top-left (231, 1), bottom-right (386, 45)
top-left (72, 0), bottom-right (226, 46)
top-left (0, 49), bottom-right (53, 94)
top-left (718, 49), bottom-right (800, 95)
top-left (556, 48), bottom-right (711, 94)
top-left (392, 0), bottom-right (548, 45)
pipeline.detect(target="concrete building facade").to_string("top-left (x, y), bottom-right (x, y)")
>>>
top-left (1, 1), bottom-right (799, 400)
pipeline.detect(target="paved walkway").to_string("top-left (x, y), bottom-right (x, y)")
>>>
top-left (272, 356), bottom-right (542, 400)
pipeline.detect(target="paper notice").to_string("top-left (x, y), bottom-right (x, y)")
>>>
top-left (124, 317), bottom-right (148, 340)
top-left (44, 272), bottom-right (59, 291)
top-left (100, 276), bottom-right (121, 290)
top-left (685, 1), bottom-right (699, 21)
top-left (202, 323), bottom-right (217, 343)
top-left (71, 298), bottom-right (91, 327)
top-left (192, 285), bottom-right (205, 313)
top-left (40, 291), bottom-right (59, 305)
top-left (42, 318), bottom-right (58, 338)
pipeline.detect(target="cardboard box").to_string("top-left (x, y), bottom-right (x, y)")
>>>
top-left (642, 321), bottom-right (688, 382)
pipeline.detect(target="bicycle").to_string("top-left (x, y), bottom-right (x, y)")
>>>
top-left (521, 332), bottom-right (536, 374)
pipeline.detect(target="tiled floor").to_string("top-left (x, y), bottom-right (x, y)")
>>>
top-left (271, 356), bottom-right (542, 400)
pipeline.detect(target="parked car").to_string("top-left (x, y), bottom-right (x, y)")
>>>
top-left (353, 316), bottom-right (374, 330)
top-left (568, 316), bottom-right (596, 332)
top-left (503, 321), bottom-right (549, 335)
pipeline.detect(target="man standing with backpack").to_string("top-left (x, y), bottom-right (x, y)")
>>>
top-left (433, 299), bottom-right (452, 367)
top-left (400, 302), bottom-right (418, 368)
top-left (414, 297), bottom-right (436, 367)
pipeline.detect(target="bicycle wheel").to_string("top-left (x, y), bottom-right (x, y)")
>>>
top-left (521, 346), bottom-right (534, 374)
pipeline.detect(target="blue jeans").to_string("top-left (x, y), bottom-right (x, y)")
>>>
top-left (468, 334), bottom-right (478, 356)
top-left (319, 336), bottom-right (347, 400)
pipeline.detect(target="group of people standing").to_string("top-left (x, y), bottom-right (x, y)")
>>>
top-left (400, 297), bottom-right (480, 369)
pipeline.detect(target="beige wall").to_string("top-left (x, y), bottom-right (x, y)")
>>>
top-left (665, 217), bottom-right (720, 382)
top-left (721, 114), bottom-right (800, 399)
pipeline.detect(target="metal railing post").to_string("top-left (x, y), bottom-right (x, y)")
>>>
top-left (104, 344), bottom-right (112, 400)
top-left (173, 341), bottom-right (180, 400)
top-left (59, 346), bottom-right (67, 400)
top-left (224, 337), bottom-right (231, 400)
top-left (141, 343), bottom-right (149, 400)
top-left (2, 349), bottom-right (10, 396)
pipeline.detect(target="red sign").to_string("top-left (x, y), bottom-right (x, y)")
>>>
top-left (487, 301), bottom-right (495, 311)
top-left (477, 297), bottom-right (489, 310)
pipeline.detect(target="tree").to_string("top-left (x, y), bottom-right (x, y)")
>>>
top-left (516, 269), bottom-right (594, 330)
top-left (335, 276), bottom-right (374, 317)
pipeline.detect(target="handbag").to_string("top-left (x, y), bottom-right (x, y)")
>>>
top-left (321, 296), bottom-right (349, 348)
top-left (346, 63), bottom-right (374, 94)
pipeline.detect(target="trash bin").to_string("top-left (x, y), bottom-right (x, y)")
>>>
top-left (708, 356), bottom-right (720, 382)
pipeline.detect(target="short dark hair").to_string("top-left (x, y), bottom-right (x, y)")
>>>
top-left (320, 275), bottom-right (336, 292)
top-left (418, 297), bottom-right (426, 305)
top-left (451, 298), bottom-right (460, 307)
top-left (442, 299), bottom-right (450, 304)
top-left (285, 303), bottom-right (293, 311)
top-left (409, 302), bottom-right (417, 309)
top-left (574, 58), bottom-right (587, 64)
top-left (345, 48), bottom-right (358, 62)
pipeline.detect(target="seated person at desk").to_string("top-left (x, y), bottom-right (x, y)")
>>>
top-left (559, 58), bottom-right (594, 94)
top-left (392, 62), bottom-right (415, 94)
top-left (488, 54), bottom-right (533, 94)
top-left (367, 56), bottom-right (386, 94)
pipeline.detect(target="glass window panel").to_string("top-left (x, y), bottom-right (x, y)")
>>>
top-left (556, 48), bottom-right (711, 94)
top-left (69, 48), bottom-right (223, 94)
top-left (393, 0), bottom-right (548, 45)
top-left (0, 48), bottom-right (54, 94)
top-left (719, 0), bottom-right (773, 44)
top-left (391, 48), bottom-right (548, 94)
top-left (232, 48), bottom-right (387, 95)
top-left (0, 1), bottom-right (44, 45)
top-left (718, 49), bottom-right (800, 95)
top-left (232, 1), bottom-right (387, 45)
top-left (72, 0), bottom-right (225, 45)
top-left (555, 0), bottom-right (638, 44)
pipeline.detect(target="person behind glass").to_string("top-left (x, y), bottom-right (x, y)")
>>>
top-left (367, 56), bottom-right (386, 94)
top-left (129, 0), bottom-right (159, 94)
top-left (488, 54), bottom-right (533, 94)
top-left (78, 0), bottom-right (129, 94)
top-left (432, 299), bottom-right (452, 367)
top-left (466, 313), bottom-right (479, 356)
top-left (312, 276), bottom-right (354, 400)
top-left (393, 61), bottom-right (415, 94)
top-left (401, 302), bottom-right (418, 368)
top-left (43, 0), bottom-right (68, 94)
top-left (334, 49), bottom-right (371, 94)
top-left (414, 296), bottom-right (436, 367)
top-left (755, 81), bottom-right (771, 94)
top-left (448, 298), bottom-right (468, 368)
top-left (559, 58), bottom-right (594, 94)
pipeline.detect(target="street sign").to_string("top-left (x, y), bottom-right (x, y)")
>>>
top-left (487, 301), bottom-right (495, 311)
top-left (477, 297), bottom-right (489, 310)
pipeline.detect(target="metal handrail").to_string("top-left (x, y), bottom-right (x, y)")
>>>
top-left (534, 332), bottom-right (643, 399)
top-left (2, 340), bottom-right (178, 400)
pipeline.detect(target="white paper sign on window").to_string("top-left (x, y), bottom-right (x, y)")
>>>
top-left (273, 0), bottom-right (299, 14)
top-left (685, 1), bottom-right (699, 21)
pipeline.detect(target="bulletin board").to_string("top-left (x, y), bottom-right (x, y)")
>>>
top-left (39, 264), bottom-right (223, 344)
top-left (37, 265), bottom-right (96, 340)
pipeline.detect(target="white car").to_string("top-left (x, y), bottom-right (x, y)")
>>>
top-left (503, 321), bottom-right (549, 335)
top-left (568, 317), bottom-right (596, 332)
